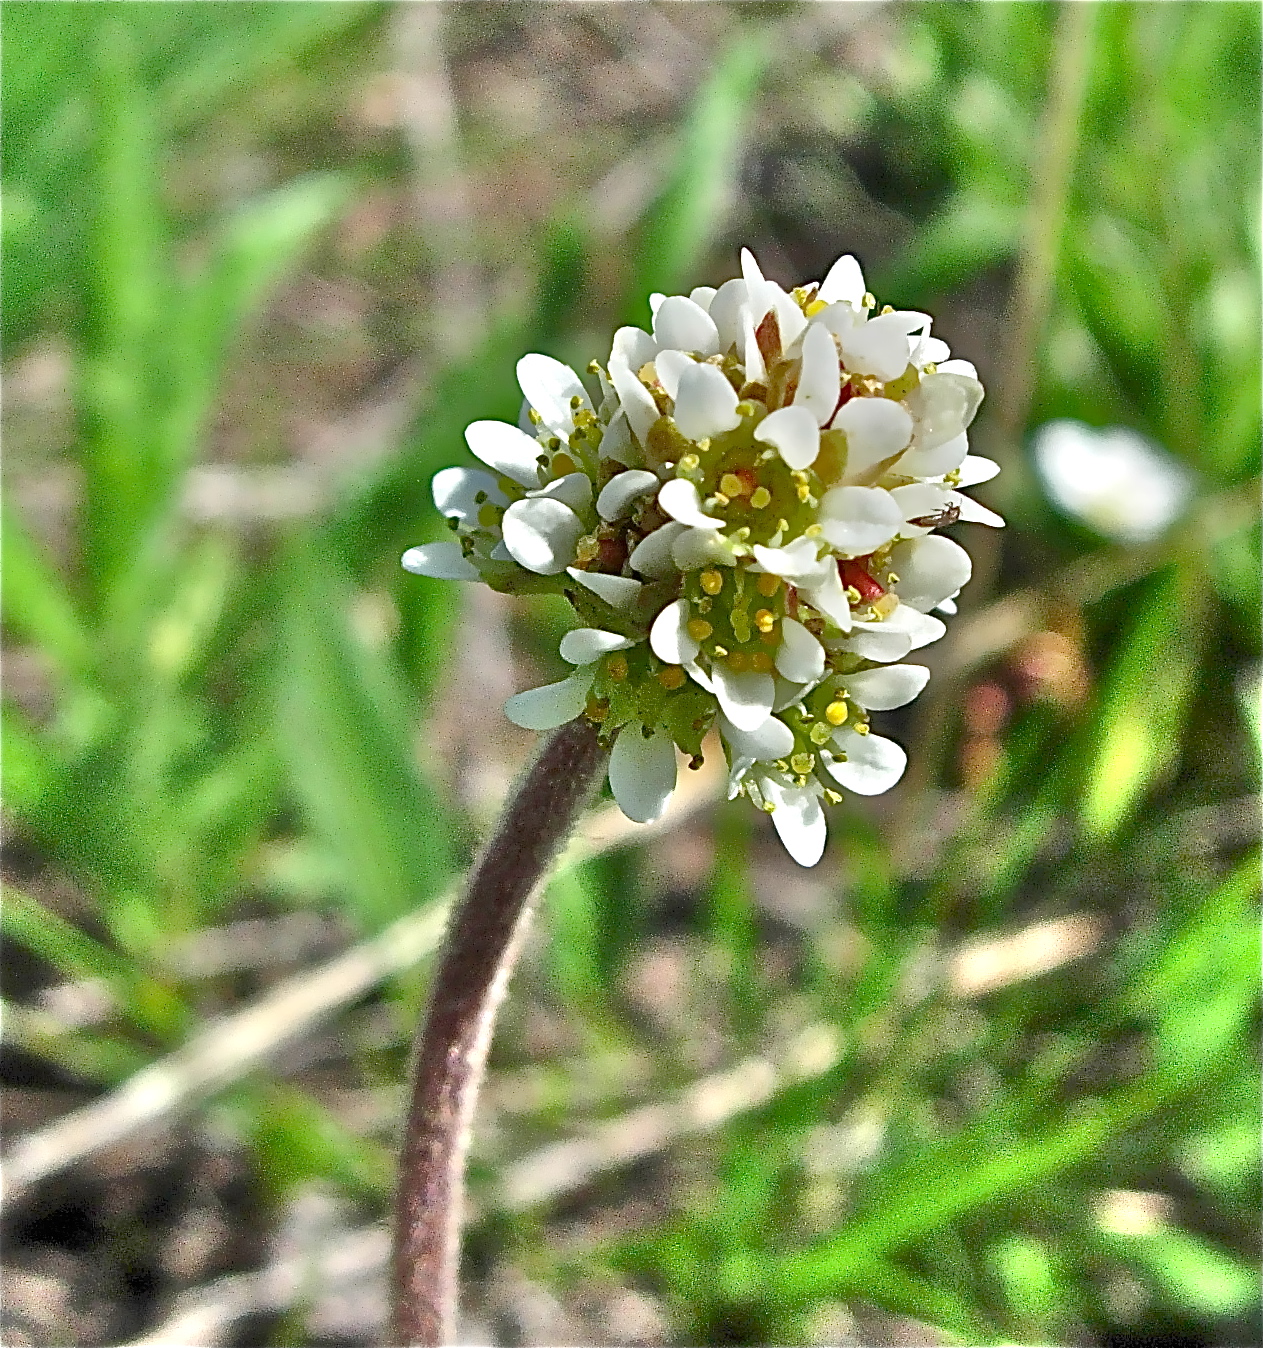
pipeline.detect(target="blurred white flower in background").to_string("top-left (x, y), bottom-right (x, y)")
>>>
top-left (1032, 419), bottom-right (1193, 543)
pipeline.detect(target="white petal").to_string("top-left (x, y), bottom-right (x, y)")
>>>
top-left (671, 526), bottom-right (732, 571)
top-left (432, 467), bottom-right (506, 522)
top-left (741, 305), bottom-right (767, 383)
top-left (890, 482), bottom-right (951, 519)
top-left (801, 565), bottom-right (852, 632)
top-left (707, 278), bottom-right (749, 349)
top-left (559, 627), bottom-right (635, 665)
top-left (794, 322), bottom-right (842, 426)
top-left (817, 253), bottom-right (865, 307)
top-left (608, 727), bottom-right (678, 824)
top-left (889, 535), bottom-right (972, 612)
top-left (839, 311), bottom-right (913, 382)
top-left (896, 430), bottom-right (971, 479)
top-left (825, 728), bottom-right (907, 795)
top-left (754, 405), bottom-right (820, 470)
top-left (653, 348), bottom-right (694, 400)
top-left (751, 536), bottom-right (826, 582)
top-left (775, 618), bottom-right (825, 683)
top-left (401, 542), bottom-right (480, 580)
top-left (609, 356), bottom-right (661, 447)
top-left (673, 363), bottom-right (741, 442)
top-left (818, 485), bottom-right (904, 555)
top-left (565, 567), bottom-right (644, 609)
top-left (956, 454), bottom-right (1001, 488)
top-left (913, 335), bottom-right (952, 367)
top-left (500, 497), bottom-right (585, 575)
top-left (763, 778), bottom-right (827, 867)
top-left (937, 358), bottom-right (978, 378)
top-left (600, 411), bottom-right (635, 466)
top-left (834, 397), bottom-right (914, 478)
top-left (652, 295), bottom-right (721, 356)
top-left (740, 246), bottom-right (766, 288)
top-left (948, 491), bottom-right (1005, 527)
top-left (771, 286), bottom-right (808, 349)
top-left (689, 285), bottom-right (717, 311)
top-left (936, 596), bottom-right (958, 615)
top-left (712, 663), bottom-right (775, 732)
top-left (844, 663), bottom-right (930, 711)
top-left (611, 325), bottom-right (658, 372)
top-left (529, 471), bottom-right (593, 514)
top-left (817, 301), bottom-right (864, 338)
top-left (649, 599), bottom-right (699, 665)
top-left (629, 521), bottom-right (686, 578)
top-left (659, 477), bottom-right (724, 528)
top-left (684, 659), bottom-right (714, 693)
top-left (906, 372), bottom-right (984, 451)
top-left (649, 292), bottom-right (666, 317)
top-left (504, 674), bottom-right (590, 730)
top-left (843, 603), bottom-right (945, 661)
top-left (718, 713), bottom-right (795, 762)
top-left (597, 469), bottom-right (660, 521)
top-left (465, 420), bottom-right (544, 488)
top-left (516, 354), bottom-right (592, 439)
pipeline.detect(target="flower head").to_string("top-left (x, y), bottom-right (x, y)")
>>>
top-left (404, 248), bottom-right (1002, 865)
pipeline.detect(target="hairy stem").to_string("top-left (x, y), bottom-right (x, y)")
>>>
top-left (392, 717), bottom-right (609, 1346)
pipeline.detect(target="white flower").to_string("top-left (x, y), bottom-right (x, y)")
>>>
top-left (1032, 419), bottom-right (1192, 542)
top-left (403, 247), bottom-right (1000, 865)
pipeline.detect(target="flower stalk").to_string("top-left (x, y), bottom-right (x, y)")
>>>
top-left (392, 717), bottom-right (609, 1346)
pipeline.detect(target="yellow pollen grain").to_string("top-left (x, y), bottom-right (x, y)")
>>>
top-left (700, 569), bottom-right (724, 596)
top-left (750, 650), bottom-right (773, 673)
top-left (754, 609), bottom-right (777, 633)
top-left (757, 572), bottom-right (781, 597)
top-left (720, 472), bottom-right (748, 498)
top-left (658, 665), bottom-right (686, 690)
top-left (607, 655), bottom-right (629, 682)
top-left (686, 618), bottom-right (713, 642)
top-left (727, 651), bottom-right (749, 673)
top-left (825, 701), bottom-right (849, 726)
top-left (750, 486), bottom-right (772, 509)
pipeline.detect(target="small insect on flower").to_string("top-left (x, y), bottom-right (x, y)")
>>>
top-left (404, 248), bottom-right (1003, 865)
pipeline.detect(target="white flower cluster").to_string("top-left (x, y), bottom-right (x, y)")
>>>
top-left (404, 249), bottom-right (1002, 865)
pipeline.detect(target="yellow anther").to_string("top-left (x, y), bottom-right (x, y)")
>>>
top-left (607, 655), bottom-right (629, 682)
top-left (881, 304), bottom-right (893, 315)
top-left (720, 472), bottom-right (750, 499)
top-left (687, 618), bottom-right (713, 642)
top-left (528, 408), bottom-right (543, 424)
top-left (585, 697), bottom-right (609, 722)
top-left (804, 298), bottom-right (827, 317)
top-left (854, 721), bottom-right (870, 735)
top-left (727, 651), bottom-right (749, 672)
top-left (873, 593), bottom-right (899, 618)
top-left (757, 572), bottom-right (781, 597)
top-left (679, 453), bottom-right (701, 472)
top-left (825, 701), bottom-right (849, 726)
top-left (658, 665), bottom-right (686, 690)
top-left (711, 493), bottom-right (730, 507)
top-left (750, 486), bottom-right (772, 509)
top-left (924, 362), bottom-right (938, 375)
top-left (754, 609), bottom-right (777, 634)
top-left (477, 503), bottom-right (501, 528)
top-left (790, 752), bottom-right (815, 775)
top-left (804, 523), bottom-right (822, 537)
top-left (712, 644), bottom-right (729, 657)
top-left (809, 722), bottom-right (832, 746)
top-left (886, 571), bottom-right (900, 585)
top-left (824, 788), bottom-right (843, 805)
top-left (862, 292), bottom-right (876, 309)
top-left (796, 483), bottom-right (811, 502)
top-left (844, 585), bottom-right (862, 604)
top-left (575, 537), bottom-right (600, 564)
top-left (700, 569), bottom-right (724, 596)
top-left (749, 650), bottom-right (773, 673)
top-left (552, 452), bottom-right (576, 475)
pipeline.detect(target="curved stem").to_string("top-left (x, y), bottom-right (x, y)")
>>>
top-left (392, 717), bottom-right (609, 1346)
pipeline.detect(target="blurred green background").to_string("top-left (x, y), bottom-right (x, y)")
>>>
top-left (2, 3), bottom-right (1259, 1345)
